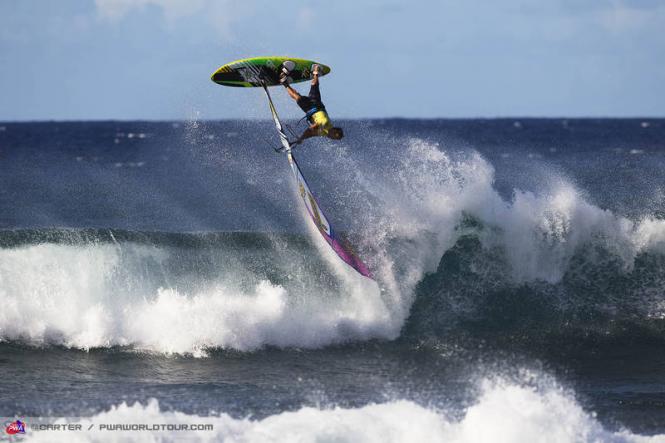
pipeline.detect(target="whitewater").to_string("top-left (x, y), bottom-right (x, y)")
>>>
top-left (23, 378), bottom-right (665, 443)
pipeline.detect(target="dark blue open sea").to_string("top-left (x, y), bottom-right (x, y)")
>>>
top-left (1, 118), bottom-right (665, 441)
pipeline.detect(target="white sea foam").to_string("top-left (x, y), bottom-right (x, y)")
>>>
top-left (0, 242), bottom-right (392, 355)
top-left (355, 138), bottom-right (665, 285)
top-left (23, 378), bottom-right (665, 443)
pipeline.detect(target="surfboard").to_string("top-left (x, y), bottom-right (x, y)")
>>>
top-left (211, 56), bottom-right (331, 87)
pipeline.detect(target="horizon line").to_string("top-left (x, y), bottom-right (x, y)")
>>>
top-left (1, 116), bottom-right (664, 124)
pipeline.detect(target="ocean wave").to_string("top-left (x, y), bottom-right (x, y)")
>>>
top-left (22, 377), bottom-right (664, 443)
top-left (346, 137), bottom-right (665, 344)
top-left (2, 138), bottom-right (665, 353)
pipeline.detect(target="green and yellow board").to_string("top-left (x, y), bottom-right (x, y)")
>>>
top-left (211, 56), bottom-right (331, 87)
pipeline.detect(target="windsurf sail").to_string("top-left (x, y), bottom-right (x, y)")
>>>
top-left (261, 85), bottom-right (373, 279)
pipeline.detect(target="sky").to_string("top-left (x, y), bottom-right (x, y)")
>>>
top-left (1, 0), bottom-right (664, 120)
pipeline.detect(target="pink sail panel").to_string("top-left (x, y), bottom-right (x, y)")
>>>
top-left (288, 153), bottom-right (372, 279)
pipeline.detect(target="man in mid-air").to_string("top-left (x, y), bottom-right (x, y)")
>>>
top-left (279, 62), bottom-right (344, 145)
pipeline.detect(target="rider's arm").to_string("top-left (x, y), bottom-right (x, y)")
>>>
top-left (285, 85), bottom-right (301, 101)
top-left (296, 124), bottom-right (319, 144)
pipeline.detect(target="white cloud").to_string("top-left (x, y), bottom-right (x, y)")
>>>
top-left (297, 6), bottom-right (315, 31)
top-left (94, 0), bottom-right (258, 40)
top-left (599, 2), bottom-right (652, 31)
top-left (94, 0), bottom-right (258, 41)
top-left (567, 0), bottom-right (665, 33)
top-left (94, 0), bottom-right (207, 21)
top-left (204, 0), bottom-right (257, 40)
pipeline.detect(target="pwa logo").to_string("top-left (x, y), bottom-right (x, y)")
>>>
top-left (5, 420), bottom-right (26, 435)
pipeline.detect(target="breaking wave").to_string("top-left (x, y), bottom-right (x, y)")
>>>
top-left (0, 231), bottom-right (391, 355)
top-left (2, 138), bottom-right (665, 354)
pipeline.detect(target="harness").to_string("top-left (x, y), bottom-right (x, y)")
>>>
top-left (299, 106), bottom-right (326, 125)
top-left (305, 107), bottom-right (320, 121)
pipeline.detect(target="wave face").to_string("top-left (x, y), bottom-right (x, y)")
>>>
top-left (23, 375), bottom-right (664, 443)
top-left (1, 121), bottom-right (665, 354)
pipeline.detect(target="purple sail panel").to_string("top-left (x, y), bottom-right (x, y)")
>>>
top-left (328, 234), bottom-right (373, 278)
top-left (288, 153), bottom-right (373, 279)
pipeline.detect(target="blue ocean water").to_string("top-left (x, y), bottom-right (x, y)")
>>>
top-left (1, 119), bottom-right (665, 441)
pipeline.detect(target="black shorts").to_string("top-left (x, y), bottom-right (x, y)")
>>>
top-left (296, 83), bottom-right (324, 114)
